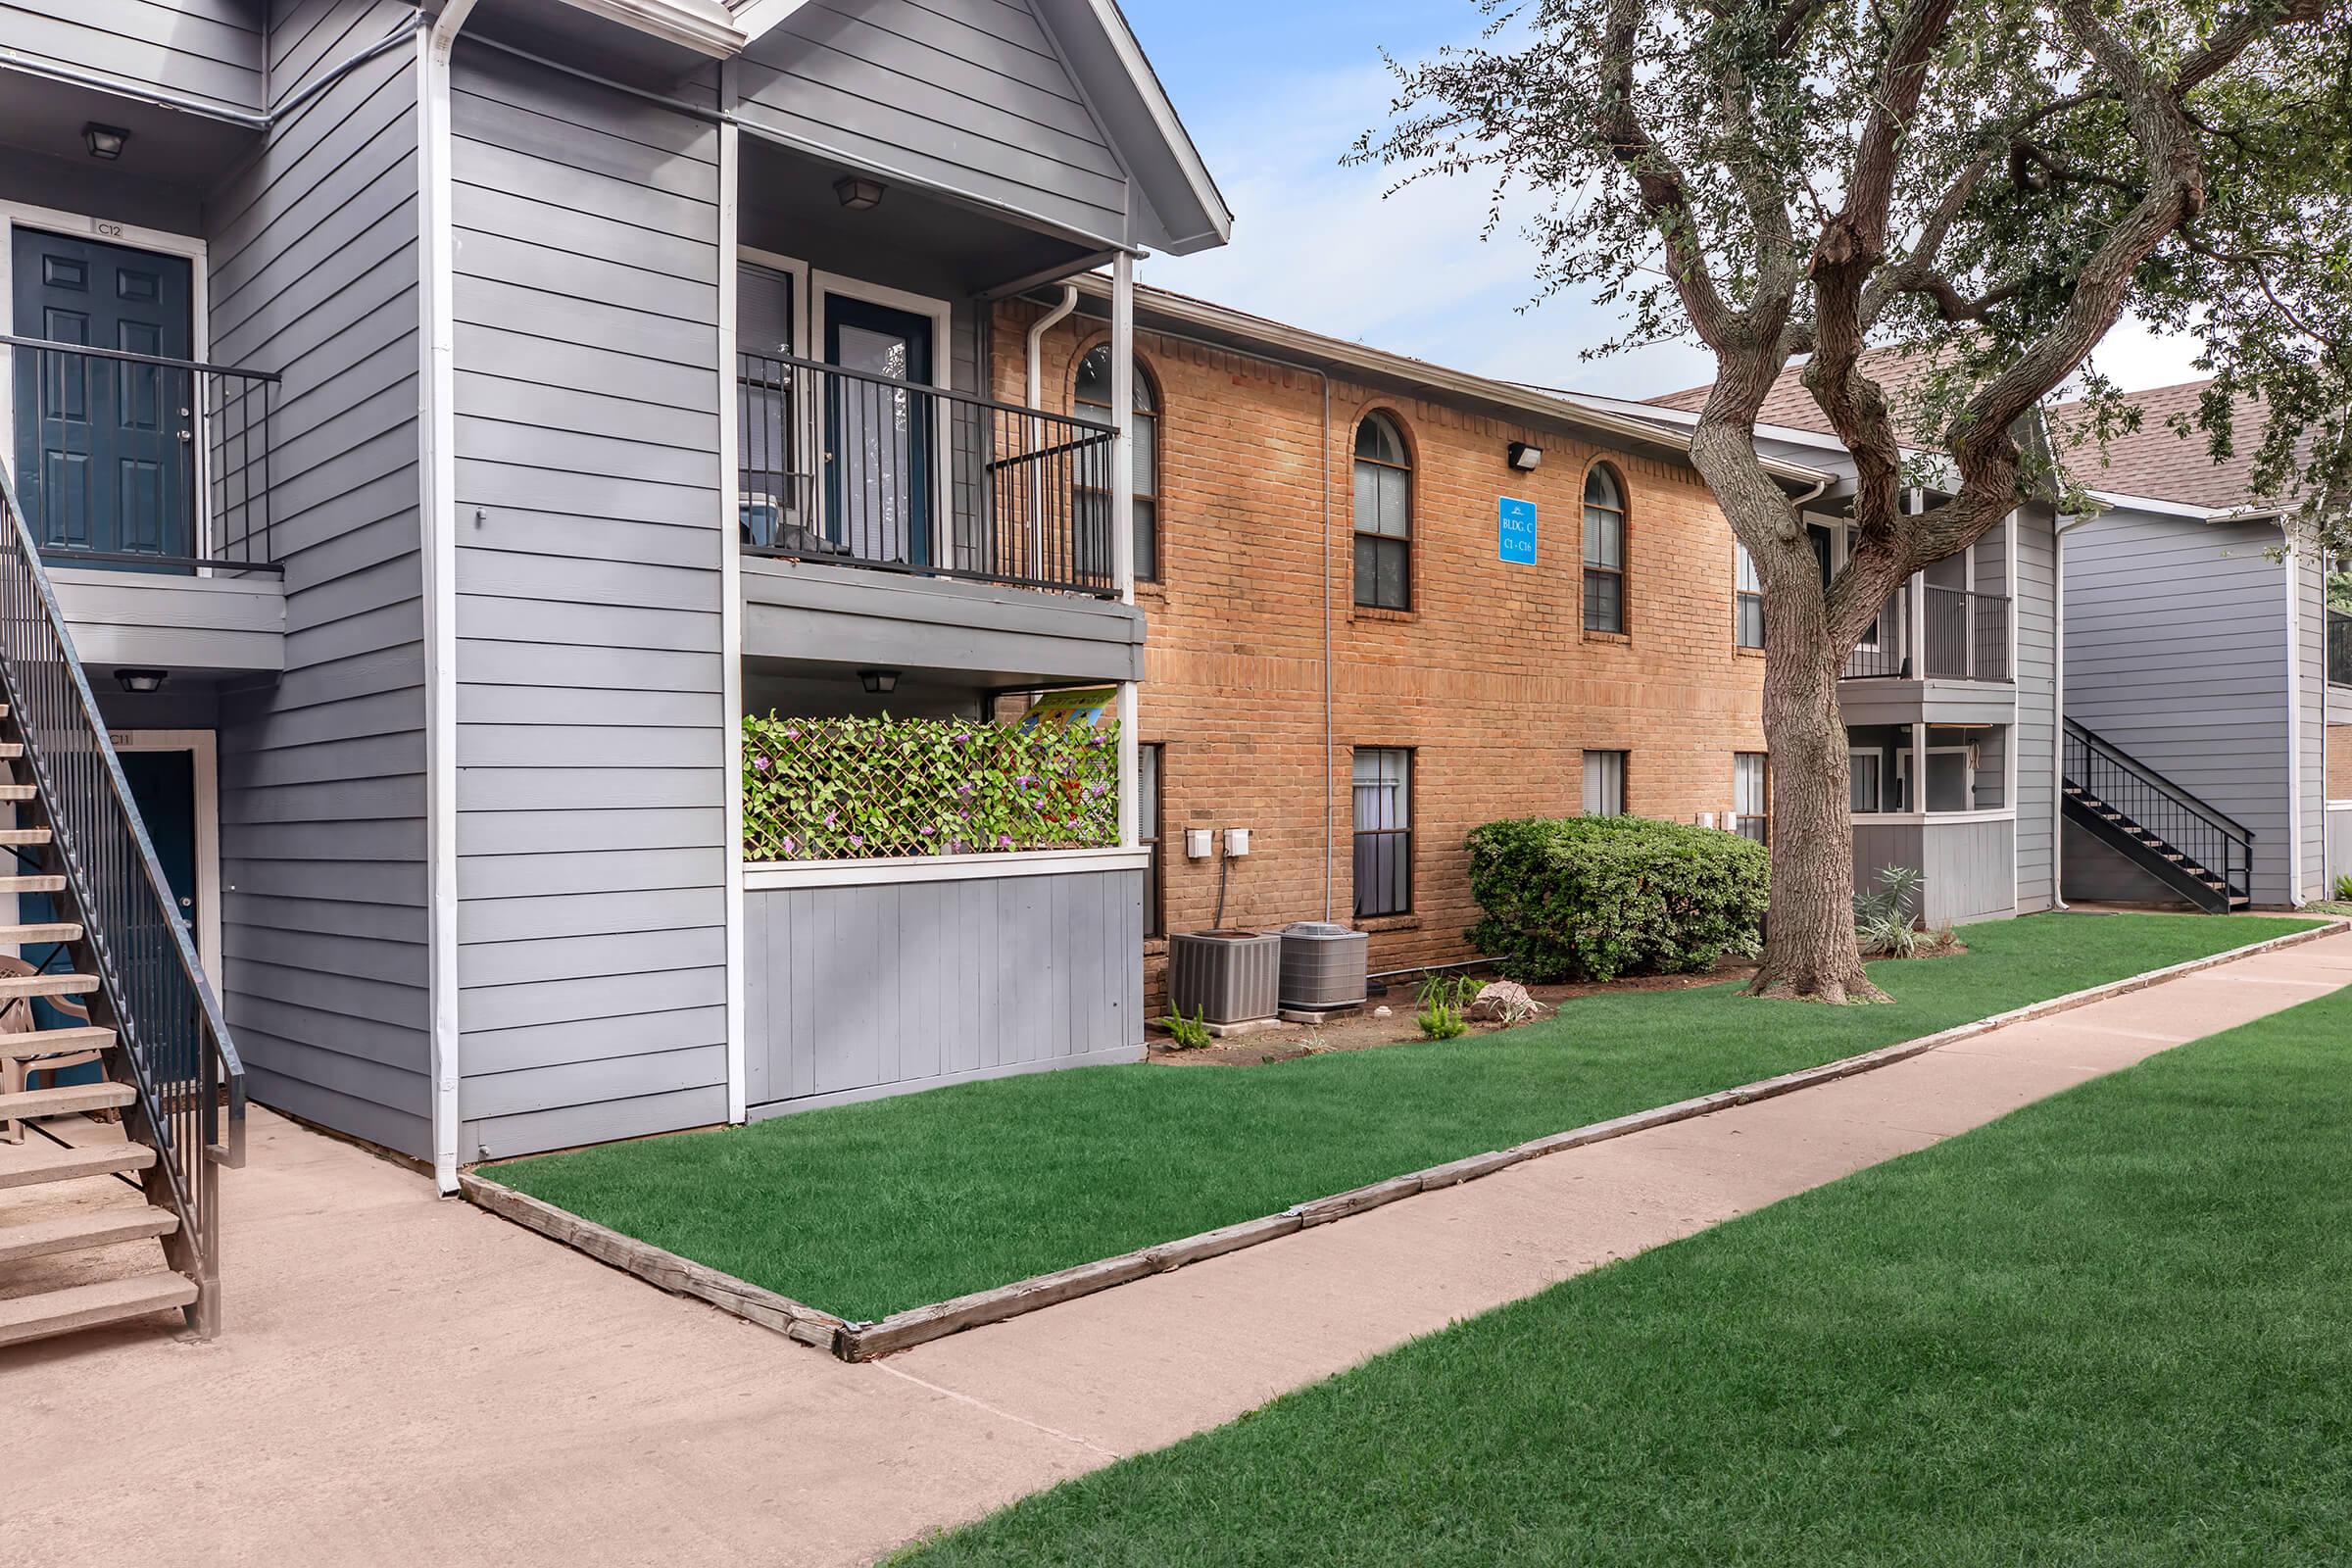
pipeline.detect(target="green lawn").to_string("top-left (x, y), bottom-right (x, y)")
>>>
top-left (489, 913), bottom-right (2314, 1323)
top-left (900, 974), bottom-right (2352, 1567)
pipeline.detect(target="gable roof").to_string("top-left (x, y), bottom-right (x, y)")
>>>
top-left (732, 0), bottom-right (1230, 256)
top-left (1649, 347), bottom-right (1953, 443)
top-left (2046, 379), bottom-right (2276, 513)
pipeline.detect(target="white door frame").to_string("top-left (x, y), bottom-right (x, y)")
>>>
top-left (107, 728), bottom-right (222, 980)
top-left (0, 203), bottom-right (215, 558)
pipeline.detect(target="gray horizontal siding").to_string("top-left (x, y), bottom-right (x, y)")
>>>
top-left (2013, 506), bottom-right (2059, 911)
top-left (745, 868), bottom-right (1145, 1112)
top-left (0, 0), bottom-right (265, 114)
top-left (1852, 818), bottom-right (2017, 927)
top-left (2064, 511), bottom-right (2295, 904)
top-left (210, 6), bottom-right (429, 1160)
top-left (449, 42), bottom-right (728, 1163)
top-left (735, 0), bottom-right (1131, 247)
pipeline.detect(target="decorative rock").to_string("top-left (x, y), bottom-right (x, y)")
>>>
top-left (1469, 981), bottom-right (1546, 1026)
top-left (1372, 1004), bottom-right (1393, 1018)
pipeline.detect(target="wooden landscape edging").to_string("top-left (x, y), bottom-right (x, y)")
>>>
top-left (463, 919), bottom-right (2347, 1364)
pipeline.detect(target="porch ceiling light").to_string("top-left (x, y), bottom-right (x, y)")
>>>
top-left (115, 668), bottom-right (168, 695)
top-left (1507, 441), bottom-right (1544, 472)
top-left (858, 668), bottom-right (900, 695)
top-left (84, 123), bottom-right (129, 161)
top-left (834, 175), bottom-right (885, 212)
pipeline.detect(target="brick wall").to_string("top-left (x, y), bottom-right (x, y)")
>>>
top-left (2329, 724), bottom-right (2351, 801)
top-left (996, 301), bottom-right (1768, 999)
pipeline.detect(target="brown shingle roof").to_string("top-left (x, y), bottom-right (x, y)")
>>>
top-left (1647, 348), bottom-right (1951, 442)
top-left (2046, 379), bottom-right (2274, 511)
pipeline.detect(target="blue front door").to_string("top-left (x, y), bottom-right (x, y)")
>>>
top-left (823, 295), bottom-right (935, 568)
top-left (10, 228), bottom-right (197, 570)
top-left (20, 749), bottom-right (199, 1088)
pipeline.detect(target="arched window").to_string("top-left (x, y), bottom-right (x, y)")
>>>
top-left (1353, 413), bottom-right (1412, 610)
top-left (1076, 344), bottom-right (1159, 581)
top-left (1583, 464), bottom-right (1627, 633)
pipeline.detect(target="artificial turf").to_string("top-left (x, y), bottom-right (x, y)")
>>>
top-left (487, 912), bottom-right (2315, 1323)
top-left (900, 963), bottom-right (2352, 1566)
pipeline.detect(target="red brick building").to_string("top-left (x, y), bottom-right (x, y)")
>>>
top-left (996, 283), bottom-right (1823, 993)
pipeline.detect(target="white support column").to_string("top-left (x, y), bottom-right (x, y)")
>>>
top-left (1911, 721), bottom-right (1929, 815)
top-left (1111, 251), bottom-right (1139, 849)
top-left (717, 70), bottom-right (747, 1124)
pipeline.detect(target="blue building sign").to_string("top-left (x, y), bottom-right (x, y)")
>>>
top-left (1497, 496), bottom-right (1538, 564)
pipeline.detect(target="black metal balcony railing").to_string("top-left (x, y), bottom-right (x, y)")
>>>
top-left (1842, 582), bottom-right (2012, 681)
top-left (2064, 718), bottom-right (2253, 911)
top-left (0, 456), bottom-right (245, 1334)
top-left (2328, 608), bottom-right (2351, 689)
top-left (737, 351), bottom-right (1119, 597)
top-left (4, 335), bottom-right (281, 576)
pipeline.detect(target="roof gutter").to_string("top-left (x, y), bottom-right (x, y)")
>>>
top-left (553, 0), bottom-right (746, 55)
top-left (1064, 277), bottom-right (1835, 491)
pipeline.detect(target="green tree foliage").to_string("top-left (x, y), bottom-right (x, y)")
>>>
top-left (1360, 0), bottom-right (2348, 1002)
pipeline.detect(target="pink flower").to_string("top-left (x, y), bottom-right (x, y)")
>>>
top-left (753, 756), bottom-right (770, 771)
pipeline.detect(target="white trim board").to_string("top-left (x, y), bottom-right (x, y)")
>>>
top-left (746, 846), bottom-right (1151, 891)
top-left (109, 728), bottom-right (222, 980)
top-left (718, 83), bottom-right (747, 1128)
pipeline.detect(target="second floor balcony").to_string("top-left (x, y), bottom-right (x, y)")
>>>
top-left (737, 352), bottom-right (1121, 600)
top-left (1844, 580), bottom-right (2012, 683)
top-left (2328, 607), bottom-right (2350, 690)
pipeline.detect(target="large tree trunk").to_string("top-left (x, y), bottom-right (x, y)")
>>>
top-left (1750, 585), bottom-right (1887, 1004)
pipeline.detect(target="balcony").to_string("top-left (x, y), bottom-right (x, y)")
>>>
top-left (4, 336), bottom-right (285, 675)
top-left (2328, 608), bottom-right (2350, 690)
top-left (1844, 582), bottom-right (2011, 683)
top-left (737, 351), bottom-right (1119, 599)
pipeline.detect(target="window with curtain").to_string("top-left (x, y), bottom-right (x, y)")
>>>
top-left (1582, 750), bottom-right (1627, 816)
top-left (1352, 747), bottom-right (1412, 916)
top-left (1352, 414), bottom-right (1412, 610)
top-left (1140, 743), bottom-right (1164, 938)
top-left (1734, 752), bottom-right (1769, 843)
top-left (1583, 465), bottom-right (1627, 633)
top-left (1075, 344), bottom-right (1158, 581)
top-left (1735, 543), bottom-right (1765, 649)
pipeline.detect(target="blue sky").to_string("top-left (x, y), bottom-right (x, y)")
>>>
top-left (1120, 0), bottom-right (2201, 399)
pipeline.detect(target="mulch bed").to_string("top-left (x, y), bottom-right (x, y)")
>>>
top-left (1151, 942), bottom-right (1968, 1068)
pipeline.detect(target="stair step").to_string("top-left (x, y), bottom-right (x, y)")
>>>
top-left (0, 1138), bottom-right (154, 1191)
top-left (0, 922), bottom-right (81, 945)
top-left (0, 785), bottom-right (34, 803)
top-left (0, 1080), bottom-right (134, 1122)
top-left (0, 826), bottom-right (50, 847)
top-left (0, 875), bottom-right (64, 895)
top-left (0, 972), bottom-right (95, 1002)
top-left (0, 1202), bottom-right (175, 1264)
top-left (0, 743), bottom-right (22, 761)
top-left (0, 1027), bottom-right (116, 1061)
top-left (0, 1270), bottom-right (195, 1348)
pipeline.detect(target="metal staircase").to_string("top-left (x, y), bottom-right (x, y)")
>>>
top-left (0, 462), bottom-right (244, 1348)
top-left (2062, 719), bottom-right (2254, 913)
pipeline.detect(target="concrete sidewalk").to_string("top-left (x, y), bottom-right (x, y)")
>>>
top-left (4, 928), bottom-right (2346, 1568)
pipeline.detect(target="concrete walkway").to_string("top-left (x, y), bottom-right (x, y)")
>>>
top-left (4, 929), bottom-right (2347, 1568)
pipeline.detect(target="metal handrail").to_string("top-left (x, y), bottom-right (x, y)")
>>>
top-left (2328, 608), bottom-right (2351, 689)
top-left (4, 333), bottom-right (278, 572)
top-left (2064, 718), bottom-right (2254, 905)
top-left (736, 350), bottom-right (1119, 598)
top-left (0, 456), bottom-right (245, 1335)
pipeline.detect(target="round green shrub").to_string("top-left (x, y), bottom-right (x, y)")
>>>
top-left (1465, 815), bottom-right (1770, 984)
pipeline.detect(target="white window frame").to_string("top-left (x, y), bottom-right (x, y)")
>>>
top-left (0, 203), bottom-right (217, 566)
top-left (1848, 747), bottom-right (1886, 814)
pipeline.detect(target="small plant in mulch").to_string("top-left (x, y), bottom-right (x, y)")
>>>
top-left (1160, 1007), bottom-right (1212, 1051)
top-left (1854, 864), bottom-right (1930, 957)
top-left (1416, 974), bottom-right (1476, 1041)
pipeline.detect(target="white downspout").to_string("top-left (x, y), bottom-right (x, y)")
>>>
top-left (717, 65), bottom-right (746, 1125)
top-left (2286, 534), bottom-right (2307, 906)
top-left (1025, 283), bottom-right (1079, 410)
top-left (1023, 283), bottom-right (1079, 570)
top-left (418, 0), bottom-right (479, 1193)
